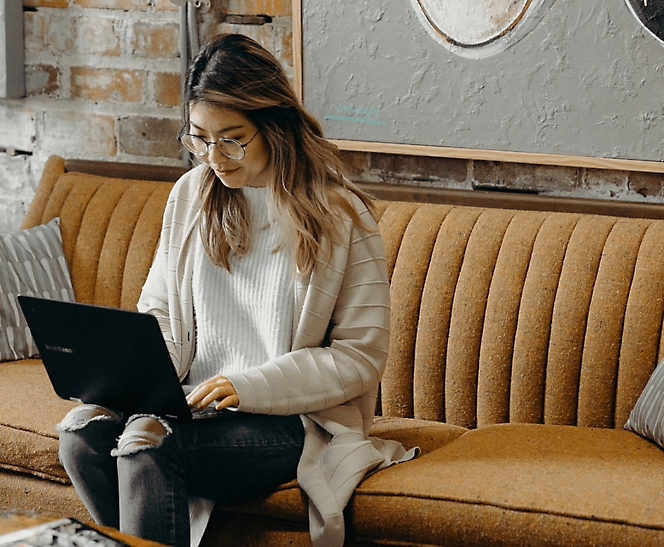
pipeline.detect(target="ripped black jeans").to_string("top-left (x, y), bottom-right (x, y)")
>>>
top-left (57, 405), bottom-right (304, 547)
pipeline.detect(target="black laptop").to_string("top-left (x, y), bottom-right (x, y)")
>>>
top-left (18, 295), bottom-right (229, 420)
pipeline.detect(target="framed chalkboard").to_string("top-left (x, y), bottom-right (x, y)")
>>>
top-left (293, 0), bottom-right (664, 173)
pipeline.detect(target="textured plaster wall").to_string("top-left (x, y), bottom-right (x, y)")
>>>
top-left (303, 1), bottom-right (664, 163)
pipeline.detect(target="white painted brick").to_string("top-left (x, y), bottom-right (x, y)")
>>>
top-left (40, 110), bottom-right (116, 157)
top-left (0, 153), bottom-right (35, 233)
top-left (0, 105), bottom-right (35, 152)
top-left (77, 15), bottom-right (121, 57)
top-left (0, 197), bottom-right (31, 233)
top-left (0, 153), bottom-right (32, 195)
top-left (44, 11), bottom-right (76, 56)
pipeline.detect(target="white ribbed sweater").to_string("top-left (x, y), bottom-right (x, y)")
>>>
top-left (188, 186), bottom-right (294, 386)
top-left (138, 165), bottom-right (416, 547)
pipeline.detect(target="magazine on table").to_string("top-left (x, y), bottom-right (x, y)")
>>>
top-left (0, 518), bottom-right (129, 547)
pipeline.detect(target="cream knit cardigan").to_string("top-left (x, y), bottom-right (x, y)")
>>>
top-left (137, 165), bottom-right (414, 547)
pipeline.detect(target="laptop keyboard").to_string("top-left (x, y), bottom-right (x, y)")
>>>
top-left (182, 385), bottom-right (238, 419)
top-left (191, 404), bottom-right (229, 419)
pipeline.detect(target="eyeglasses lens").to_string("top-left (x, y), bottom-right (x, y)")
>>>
top-left (181, 135), bottom-right (244, 160)
top-left (217, 140), bottom-right (244, 160)
top-left (181, 135), bottom-right (208, 156)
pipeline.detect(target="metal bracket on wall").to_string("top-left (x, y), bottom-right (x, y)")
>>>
top-left (170, 0), bottom-right (210, 8)
top-left (0, 0), bottom-right (25, 98)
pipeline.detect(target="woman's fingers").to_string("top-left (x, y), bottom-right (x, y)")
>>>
top-left (186, 375), bottom-right (239, 409)
top-left (213, 392), bottom-right (239, 410)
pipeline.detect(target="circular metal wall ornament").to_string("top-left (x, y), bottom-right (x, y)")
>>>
top-left (410, 0), bottom-right (557, 59)
top-left (624, 0), bottom-right (664, 46)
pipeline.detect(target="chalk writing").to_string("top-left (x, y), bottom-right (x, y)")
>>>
top-left (324, 103), bottom-right (387, 125)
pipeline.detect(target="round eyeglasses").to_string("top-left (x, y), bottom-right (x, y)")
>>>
top-left (179, 129), bottom-right (260, 161)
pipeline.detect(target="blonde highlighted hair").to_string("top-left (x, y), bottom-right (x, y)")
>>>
top-left (182, 33), bottom-right (375, 275)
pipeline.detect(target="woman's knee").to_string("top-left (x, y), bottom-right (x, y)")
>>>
top-left (57, 404), bottom-right (123, 467)
top-left (112, 415), bottom-right (172, 457)
top-left (57, 404), bottom-right (122, 433)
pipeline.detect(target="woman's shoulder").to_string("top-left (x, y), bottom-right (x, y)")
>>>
top-left (333, 185), bottom-right (377, 228)
top-left (172, 163), bottom-right (206, 193)
top-left (166, 163), bottom-right (206, 205)
top-left (160, 164), bottom-right (206, 229)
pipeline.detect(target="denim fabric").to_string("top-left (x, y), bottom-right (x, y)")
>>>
top-left (58, 405), bottom-right (304, 547)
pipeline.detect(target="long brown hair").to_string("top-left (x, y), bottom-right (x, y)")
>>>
top-left (182, 33), bottom-right (375, 274)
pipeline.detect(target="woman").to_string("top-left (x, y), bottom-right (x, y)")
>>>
top-left (57, 33), bottom-right (414, 547)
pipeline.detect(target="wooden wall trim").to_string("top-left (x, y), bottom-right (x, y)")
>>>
top-left (333, 140), bottom-right (664, 175)
top-left (64, 159), bottom-right (188, 183)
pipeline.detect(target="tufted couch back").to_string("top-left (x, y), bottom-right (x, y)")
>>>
top-left (375, 201), bottom-right (664, 432)
top-left (23, 156), bottom-right (664, 436)
top-left (22, 156), bottom-right (174, 311)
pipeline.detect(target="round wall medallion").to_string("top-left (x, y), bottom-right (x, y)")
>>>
top-left (410, 0), bottom-right (556, 59)
top-left (624, 0), bottom-right (664, 45)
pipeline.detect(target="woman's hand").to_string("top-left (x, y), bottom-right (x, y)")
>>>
top-left (186, 375), bottom-right (239, 410)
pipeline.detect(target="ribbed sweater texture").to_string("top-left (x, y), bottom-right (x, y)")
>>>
top-left (188, 186), bottom-right (294, 385)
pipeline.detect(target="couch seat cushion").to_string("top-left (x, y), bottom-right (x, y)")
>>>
top-left (0, 359), bottom-right (76, 482)
top-left (350, 423), bottom-right (664, 546)
top-left (215, 417), bottom-right (467, 526)
top-left (369, 416), bottom-right (468, 455)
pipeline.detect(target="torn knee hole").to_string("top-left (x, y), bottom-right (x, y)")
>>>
top-left (112, 415), bottom-right (171, 457)
top-left (56, 404), bottom-right (121, 432)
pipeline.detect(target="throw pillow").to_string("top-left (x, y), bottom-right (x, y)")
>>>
top-left (0, 218), bottom-right (75, 361)
top-left (624, 358), bottom-right (664, 448)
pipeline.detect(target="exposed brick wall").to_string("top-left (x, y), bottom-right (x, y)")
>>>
top-left (0, 0), bottom-right (293, 232)
top-left (1, 1), bottom-right (663, 234)
top-left (19, 0), bottom-right (183, 165)
top-left (340, 151), bottom-right (664, 202)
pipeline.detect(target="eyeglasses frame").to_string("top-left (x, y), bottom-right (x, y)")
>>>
top-left (179, 129), bottom-right (260, 160)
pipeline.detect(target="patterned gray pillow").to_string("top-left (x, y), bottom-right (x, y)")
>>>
top-left (0, 218), bottom-right (75, 361)
top-left (624, 358), bottom-right (664, 447)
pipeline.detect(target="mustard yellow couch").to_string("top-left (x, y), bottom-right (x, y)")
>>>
top-left (3, 154), bottom-right (664, 546)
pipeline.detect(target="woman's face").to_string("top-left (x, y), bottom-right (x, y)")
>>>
top-left (187, 103), bottom-right (271, 189)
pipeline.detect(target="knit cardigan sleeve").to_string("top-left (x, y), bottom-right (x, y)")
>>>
top-left (225, 200), bottom-right (390, 416)
top-left (137, 167), bottom-right (202, 379)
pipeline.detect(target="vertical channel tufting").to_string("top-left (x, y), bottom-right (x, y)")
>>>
top-left (476, 211), bottom-right (547, 427)
top-left (615, 220), bottom-right (664, 427)
top-left (377, 203), bottom-right (420, 282)
top-left (414, 207), bottom-right (482, 422)
top-left (381, 204), bottom-right (452, 418)
top-left (95, 182), bottom-right (165, 309)
top-left (445, 208), bottom-right (515, 429)
top-left (41, 177), bottom-right (78, 227)
top-left (375, 201), bottom-right (418, 415)
top-left (544, 215), bottom-right (615, 425)
top-left (120, 183), bottom-right (172, 310)
top-left (40, 175), bottom-right (107, 291)
top-left (510, 213), bottom-right (579, 424)
top-left (577, 219), bottom-right (650, 428)
top-left (71, 178), bottom-right (135, 304)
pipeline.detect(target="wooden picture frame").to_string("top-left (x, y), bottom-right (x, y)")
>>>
top-left (292, 0), bottom-right (664, 174)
